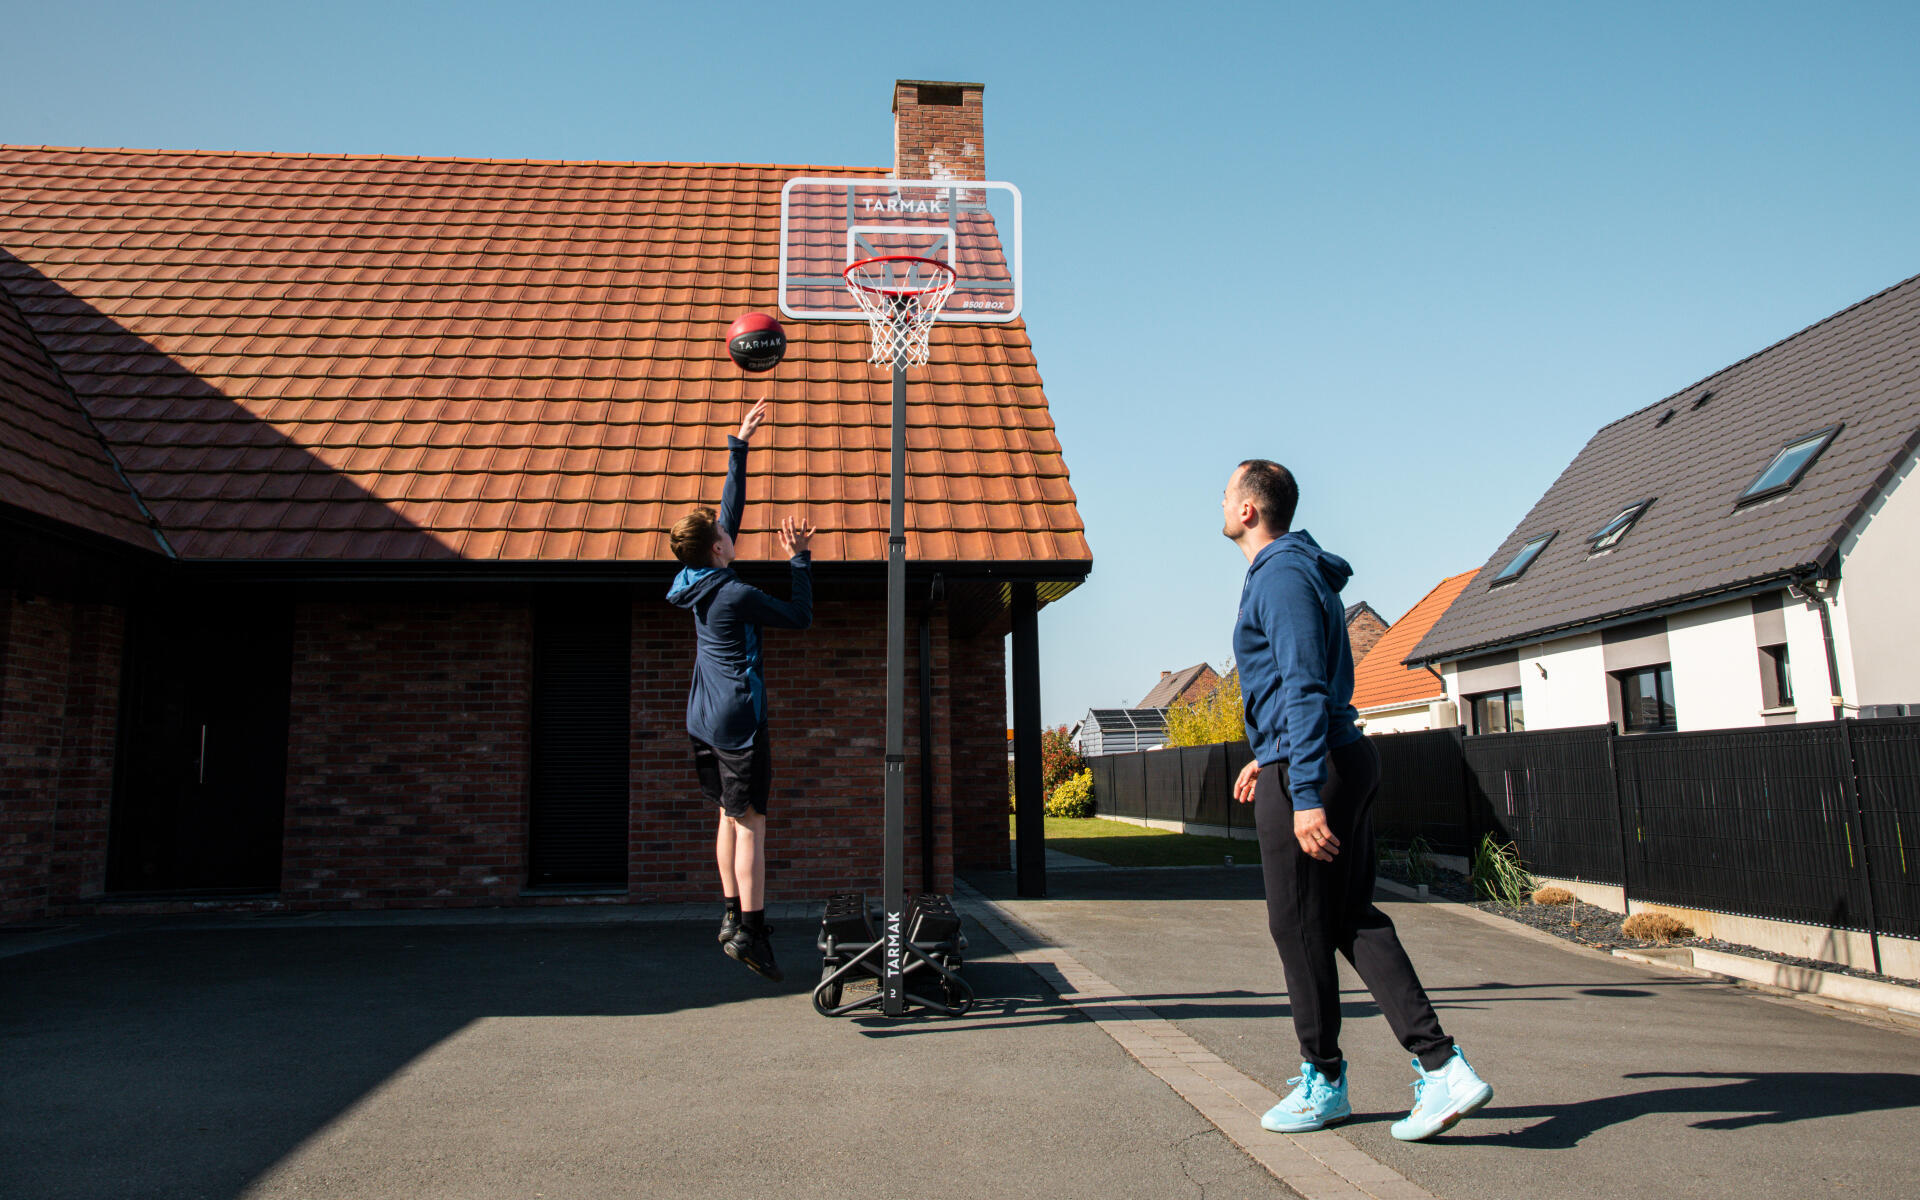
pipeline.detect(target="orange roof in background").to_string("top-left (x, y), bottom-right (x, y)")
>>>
top-left (0, 147), bottom-right (1088, 565)
top-left (1351, 570), bottom-right (1478, 711)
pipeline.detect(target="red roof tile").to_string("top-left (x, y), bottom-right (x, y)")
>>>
top-left (0, 147), bottom-right (1089, 566)
top-left (1350, 570), bottom-right (1478, 711)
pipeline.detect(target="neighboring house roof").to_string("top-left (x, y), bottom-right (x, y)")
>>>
top-left (1412, 273), bottom-right (1920, 663)
top-left (1351, 569), bottom-right (1477, 710)
top-left (1137, 662), bottom-right (1219, 709)
top-left (0, 146), bottom-right (1088, 567)
top-left (1082, 708), bottom-right (1167, 733)
top-left (1344, 601), bottom-right (1385, 627)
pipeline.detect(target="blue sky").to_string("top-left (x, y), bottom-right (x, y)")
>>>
top-left (8, 1), bottom-right (1919, 725)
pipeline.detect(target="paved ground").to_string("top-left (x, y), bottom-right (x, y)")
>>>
top-left (1, 911), bottom-right (1289, 1200)
top-left (970, 867), bottom-right (1920, 1200)
top-left (8, 870), bottom-right (1919, 1200)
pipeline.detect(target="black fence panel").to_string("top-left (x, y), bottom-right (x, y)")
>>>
top-left (1616, 722), bottom-right (1871, 930)
top-left (1180, 744), bottom-right (1233, 830)
top-left (1371, 729), bottom-right (1471, 853)
top-left (1463, 726), bottom-right (1620, 882)
top-left (1142, 749), bottom-right (1186, 823)
top-left (1846, 716), bottom-right (1920, 939)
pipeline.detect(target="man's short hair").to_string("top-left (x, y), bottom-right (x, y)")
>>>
top-left (669, 507), bottom-right (720, 567)
top-left (1235, 459), bottom-right (1298, 532)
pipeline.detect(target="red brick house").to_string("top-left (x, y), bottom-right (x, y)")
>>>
top-left (0, 81), bottom-right (1089, 922)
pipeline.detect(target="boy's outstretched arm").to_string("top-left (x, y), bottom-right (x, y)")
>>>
top-left (718, 399), bottom-right (769, 539)
top-left (738, 515), bottom-right (814, 630)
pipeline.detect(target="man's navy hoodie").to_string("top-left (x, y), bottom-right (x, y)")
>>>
top-left (1232, 529), bottom-right (1362, 811)
top-left (665, 435), bottom-right (812, 751)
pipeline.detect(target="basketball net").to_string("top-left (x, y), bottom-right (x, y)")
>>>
top-left (843, 256), bottom-right (957, 369)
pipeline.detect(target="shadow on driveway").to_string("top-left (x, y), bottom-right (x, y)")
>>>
top-left (0, 917), bottom-right (1068, 1200)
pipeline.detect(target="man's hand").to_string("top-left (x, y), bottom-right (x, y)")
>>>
top-left (778, 515), bottom-right (814, 557)
top-left (1294, 808), bottom-right (1341, 862)
top-left (1233, 760), bottom-right (1260, 803)
top-left (737, 399), bottom-right (770, 442)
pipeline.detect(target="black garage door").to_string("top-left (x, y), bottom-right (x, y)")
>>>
top-left (528, 600), bottom-right (632, 888)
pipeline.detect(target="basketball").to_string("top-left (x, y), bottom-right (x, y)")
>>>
top-left (726, 312), bottom-right (787, 372)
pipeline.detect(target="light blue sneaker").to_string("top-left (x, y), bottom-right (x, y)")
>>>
top-left (1261, 1062), bottom-right (1351, 1132)
top-left (1391, 1050), bottom-right (1493, 1141)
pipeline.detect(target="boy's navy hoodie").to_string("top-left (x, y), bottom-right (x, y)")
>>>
top-left (1232, 529), bottom-right (1362, 811)
top-left (665, 435), bottom-right (812, 751)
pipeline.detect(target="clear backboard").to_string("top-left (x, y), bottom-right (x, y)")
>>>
top-left (778, 177), bottom-right (1022, 324)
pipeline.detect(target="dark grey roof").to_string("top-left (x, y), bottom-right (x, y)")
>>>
top-left (1137, 663), bottom-right (1213, 709)
top-left (1344, 601), bottom-right (1386, 627)
top-left (1411, 272), bottom-right (1920, 664)
top-left (1084, 708), bottom-right (1168, 731)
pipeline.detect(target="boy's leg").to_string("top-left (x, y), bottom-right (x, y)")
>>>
top-left (731, 810), bottom-right (767, 911)
top-left (716, 814), bottom-right (739, 899)
top-left (696, 738), bottom-right (743, 942)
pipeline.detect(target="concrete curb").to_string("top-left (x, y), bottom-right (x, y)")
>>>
top-left (956, 880), bottom-right (1438, 1200)
top-left (1373, 877), bottom-right (1920, 1030)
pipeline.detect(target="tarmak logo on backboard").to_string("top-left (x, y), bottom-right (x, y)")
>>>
top-left (863, 195), bottom-right (950, 215)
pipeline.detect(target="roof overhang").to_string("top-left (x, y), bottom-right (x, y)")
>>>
top-left (1405, 567), bottom-right (1821, 667)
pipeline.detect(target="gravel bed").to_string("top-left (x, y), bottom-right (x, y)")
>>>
top-left (1374, 859), bottom-right (1918, 990)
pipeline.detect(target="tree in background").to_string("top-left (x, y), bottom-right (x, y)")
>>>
top-left (1041, 725), bottom-right (1086, 792)
top-left (1163, 669), bottom-right (1244, 747)
top-left (1010, 725), bottom-right (1090, 810)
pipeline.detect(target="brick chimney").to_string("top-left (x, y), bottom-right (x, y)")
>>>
top-left (893, 80), bottom-right (985, 180)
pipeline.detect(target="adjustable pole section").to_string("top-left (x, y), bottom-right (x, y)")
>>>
top-left (882, 357), bottom-right (909, 1015)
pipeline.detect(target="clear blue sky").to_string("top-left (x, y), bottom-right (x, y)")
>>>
top-left (9, 1), bottom-right (1919, 726)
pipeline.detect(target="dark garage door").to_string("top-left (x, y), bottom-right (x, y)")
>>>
top-left (528, 600), bottom-right (632, 888)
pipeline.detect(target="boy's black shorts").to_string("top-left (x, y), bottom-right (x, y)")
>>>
top-left (691, 724), bottom-right (771, 819)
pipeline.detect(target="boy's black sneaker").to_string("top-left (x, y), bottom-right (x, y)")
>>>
top-left (718, 909), bottom-right (741, 944)
top-left (723, 928), bottom-right (783, 981)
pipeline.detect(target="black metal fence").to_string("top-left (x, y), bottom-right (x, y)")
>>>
top-left (1088, 740), bottom-right (1254, 833)
top-left (1087, 717), bottom-right (1920, 943)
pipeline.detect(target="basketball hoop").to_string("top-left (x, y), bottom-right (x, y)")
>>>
top-left (843, 255), bottom-right (957, 369)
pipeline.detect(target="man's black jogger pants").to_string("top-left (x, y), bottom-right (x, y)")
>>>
top-left (1254, 735), bottom-right (1456, 1078)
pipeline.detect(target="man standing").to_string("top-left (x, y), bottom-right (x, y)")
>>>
top-left (1222, 458), bottom-right (1492, 1140)
top-left (667, 400), bottom-right (814, 982)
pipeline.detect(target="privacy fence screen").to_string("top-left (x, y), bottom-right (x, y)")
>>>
top-left (1086, 717), bottom-right (1920, 942)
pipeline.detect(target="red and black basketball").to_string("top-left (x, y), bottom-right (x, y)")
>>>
top-left (726, 312), bottom-right (787, 373)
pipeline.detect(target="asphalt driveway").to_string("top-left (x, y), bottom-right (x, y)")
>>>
top-left (2, 911), bottom-right (1290, 1200)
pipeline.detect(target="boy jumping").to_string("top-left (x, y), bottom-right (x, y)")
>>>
top-left (666, 399), bottom-right (814, 982)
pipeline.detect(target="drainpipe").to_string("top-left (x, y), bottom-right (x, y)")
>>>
top-left (1790, 574), bottom-right (1845, 721)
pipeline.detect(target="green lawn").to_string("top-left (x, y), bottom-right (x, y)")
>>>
top-left (1009, 814), bottom-right (1260, 868)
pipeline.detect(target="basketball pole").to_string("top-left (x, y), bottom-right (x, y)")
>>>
top-left (881, 354), bottom-right (909, 1016)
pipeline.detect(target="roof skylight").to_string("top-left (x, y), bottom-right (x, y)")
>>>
top-left (1739, 425), bottom-right (1841, 504)
top-left (1489, 532), bottom-right (1555, 586)
top-left (1587, 498), bottom-right (1654, 552)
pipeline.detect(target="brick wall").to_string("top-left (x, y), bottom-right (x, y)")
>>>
top-left (0, 592), bottom-right (123, 921)
top-left (280, 599), bottom-right (533, 909)
top-left (949, 615), bottom-right (1010, 871)
top-left (632, 592), bottom-right (963, 904)
top-left (1348, 609), bottom-right (1390, 665)
top-left (10, 585), bottom-right (1009, 916)
top-left (893, 80), bottom-right (986, 180)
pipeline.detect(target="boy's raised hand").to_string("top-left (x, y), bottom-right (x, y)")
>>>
top-left (779, 515), bottom-right (815, 557)
top-left (737, 399), bottom-right (770, 442)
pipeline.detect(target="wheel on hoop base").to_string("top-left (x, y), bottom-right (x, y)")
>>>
top-left (813, 961), bottom-right (843, 1016)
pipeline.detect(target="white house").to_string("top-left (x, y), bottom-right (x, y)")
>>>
top-left (1410, 273), bottom-right (1920, 734)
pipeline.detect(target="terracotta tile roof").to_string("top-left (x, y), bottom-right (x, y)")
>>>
top-left (0, 273), bottom-right (155, 548)
top-left (1351, 569), bottom-right (1477, 711)
top-left (1413, 272), bottom-right (1920, 662)
top-left (0, 147), bottom-right (1088, 566)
